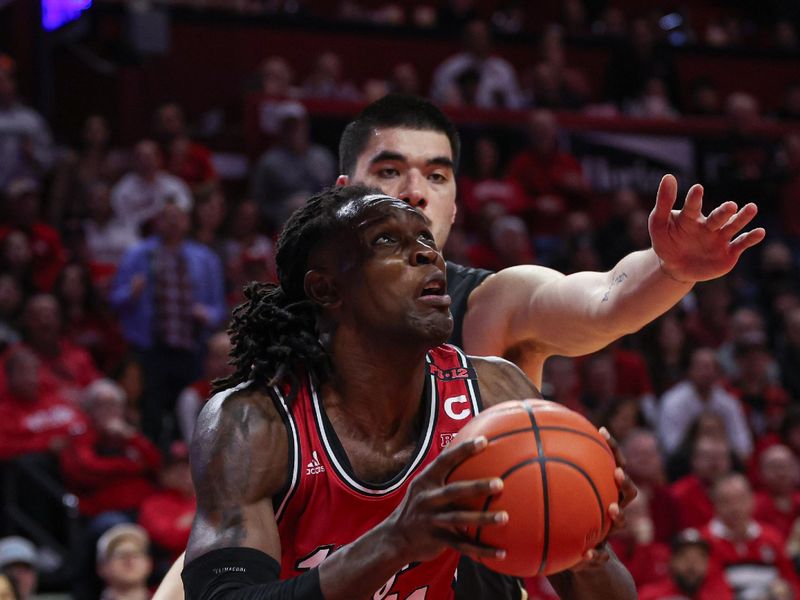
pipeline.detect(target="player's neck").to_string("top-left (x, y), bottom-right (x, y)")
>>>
top-left (325, 330), bottom-right (429, 442)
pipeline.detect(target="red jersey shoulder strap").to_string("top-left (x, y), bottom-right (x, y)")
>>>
top-left (268, 384), bottom-right (302, 522)
top-left (427, 344), bottom-right (484, 415)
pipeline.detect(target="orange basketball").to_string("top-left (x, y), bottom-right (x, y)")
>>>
top-left (446, 399), bottom-right (618, 577)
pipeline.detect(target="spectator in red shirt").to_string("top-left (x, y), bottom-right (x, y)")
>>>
top-left (610, 343), bottom-right (655, 404)
top-left (598, 397), bottom-right (647, 447)
top-left (54, 262), bottom-right (127, 374)
top-left (639, 529), bottom-right (733, 600)
top-left (138, 440), bottom-right (195, 563)
top-left (3, 294), bottom-right (102, 402)
top-left (728, 331), bottom-right (790, 439)
top-left (458, 136), bottom-right (528, 229)
top-left (506, 109), bottom-right (590, 236)
top-left (0, 231), bottom-right (35, 294)
top-left (671, 435), bottom-right (733, 530)
top-left (716, 307), bottom-right (778, 385)
top-left (0, 178), bottom-right (65, 291)
top-left (0, 272), bottom-right (23, 351)
top-left (154, 103), bottom-right (217, 191)
top-left (578, 350), bottom-right (620, 420)
top-left (621, 429), bottom-right (680, 544)
top-left (0, 346), bottom-right (86, 461)
top-left (683, 279), bottom-right (732, 350)
top-left (608, 493), bottom-right (671, 588)
top-left (468, 215), bottom-right (536, 272)
top-left (541, 355), bottom-right (585, 416)
top-left (701, 473), bottom-right (800, 599)
top-left (59, 378), bottom-right (161, 518)
top-left (753, 444), bottom-right (800, 542)
top-left (641, 310), bottom-right (691, 398)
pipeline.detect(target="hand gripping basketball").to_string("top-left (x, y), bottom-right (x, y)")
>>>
top-left (445, 400), bottom-right (619, 577)
top-left (381, 436), bottom-right (509, 564)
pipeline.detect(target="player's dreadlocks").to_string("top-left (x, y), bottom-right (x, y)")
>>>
top-left (215, 184), bottom-right (387, 398)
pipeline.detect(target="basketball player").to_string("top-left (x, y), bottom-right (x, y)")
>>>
top-left (156, 95), bottom-right (764, 598)
top-left (180, 185), bottom-right (636, 599)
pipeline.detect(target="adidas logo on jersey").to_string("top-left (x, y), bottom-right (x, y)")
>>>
top-left (306, 450), bottom-right (326, 476)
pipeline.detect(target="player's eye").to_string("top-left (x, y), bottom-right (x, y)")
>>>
top-left (418, 231), bottom-right (436, 245)
top-left (377, 167), bottom-right (400, 178)
top-left (428, 172), bottom-right (448, 183)
top-left (374, 233), bottom-right (396, 245)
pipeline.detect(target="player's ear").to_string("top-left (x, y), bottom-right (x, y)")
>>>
top-left (304, 269), bottom-right (340, 308)
top-left (335, 175), bottom-right (349, 187)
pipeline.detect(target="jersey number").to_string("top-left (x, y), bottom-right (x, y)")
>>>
top-left (297, 547), bottom-right (428, 600)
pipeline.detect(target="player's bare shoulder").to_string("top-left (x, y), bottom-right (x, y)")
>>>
top-left (191, 383), bottom-right (289, 506)
top-left (470, 355), bottom-right (542, 408)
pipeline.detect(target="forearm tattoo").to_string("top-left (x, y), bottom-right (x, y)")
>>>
top-left (601, 272), bottom-right (629, 302)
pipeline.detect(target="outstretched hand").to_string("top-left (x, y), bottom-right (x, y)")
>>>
top-left (649, 174), bottom-right (766, 283)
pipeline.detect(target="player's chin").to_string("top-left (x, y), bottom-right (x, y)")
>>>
top-left (410, 311), bottom-right (453, 345)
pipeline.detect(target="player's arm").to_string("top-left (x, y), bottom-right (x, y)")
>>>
top-left (545, 544), bottom-right (635, 600)
top-left (183, 386), bottom-right (508, 600)
top-left (152, 552), bottom-right (184, 600)
top-left (472, 357), bottom-right (637, 600)
top-left (463, 175), bottom-right (765, 360)
top-left (181, 386), bottom-right (319, 598)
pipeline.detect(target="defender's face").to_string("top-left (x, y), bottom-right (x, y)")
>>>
top-left (336, 199), bottom-right (453, 345)
top-left (347, 128), bottom-right (457, 248)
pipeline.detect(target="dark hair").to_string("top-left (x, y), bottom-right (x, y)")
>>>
top-left (338, 94), bottom-right (460, 176)
top-left (215, 184), bottom-right (388, 397)
top-left (54, 261), bottom-right (100, 316)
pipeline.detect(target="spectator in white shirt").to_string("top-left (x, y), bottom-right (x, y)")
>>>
top-left (430, 19), bottom-right (523, 109)
top-left (659, 347), bottom-right (753, 461)
top-left (111, 140), bottom-right (192, 234)
top-left (0, 55), bottom-right (54, 188)
top-left (83, 180), bottom-right (140, 268)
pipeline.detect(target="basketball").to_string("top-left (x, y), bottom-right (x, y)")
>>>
top-left (446, 399), bottom-right (618, 577)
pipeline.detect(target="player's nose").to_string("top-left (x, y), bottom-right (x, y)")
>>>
top-left (411, 244), bottom-right (438, 266)
top-left (397, 173), bottom-right (427, 209)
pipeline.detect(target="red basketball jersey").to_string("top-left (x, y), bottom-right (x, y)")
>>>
top-left (272, 344), bottom-right (483, 600)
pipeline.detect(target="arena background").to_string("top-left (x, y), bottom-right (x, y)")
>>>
top-left (1, 0), bottom-right (800, 598)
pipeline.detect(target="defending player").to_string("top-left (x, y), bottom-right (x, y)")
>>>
top-left (337, 95), bottom-right (765, 388)
top-left (180, 185), bottom-right (636, 599)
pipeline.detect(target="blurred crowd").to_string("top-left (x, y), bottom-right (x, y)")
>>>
top-left (240, 9), bottom-right (800, 119)
top-left (121, 0), bottom-right (800, 55)
top-left (1, 0), bottom-right (800, 599)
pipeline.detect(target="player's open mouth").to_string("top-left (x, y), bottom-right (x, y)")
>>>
top-left (417, 274), bottom-right (451, 307)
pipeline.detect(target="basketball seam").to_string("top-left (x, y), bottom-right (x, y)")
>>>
top-left (524, 403), bottom-right (550, 577)
top-left (484, 426), bottom-right (613, 461)
top-left (474, 457), bottom-right (540, 547)
top-left (473, 454), bottom-right (607, 575)
top-left (542, 456), bottom-right (607, 544)
top-left (536, 426), bottom-right (615, 460)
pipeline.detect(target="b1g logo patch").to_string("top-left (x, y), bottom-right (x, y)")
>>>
top-left (428, 364), bottom-right (475, 381)
top-left (440, 433), bottom-right (456, 448)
